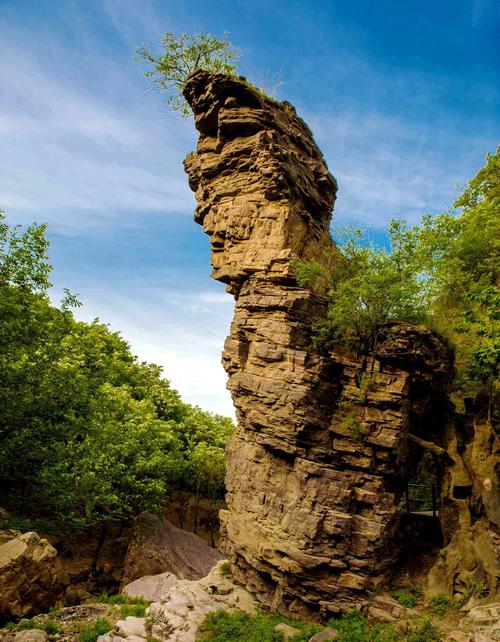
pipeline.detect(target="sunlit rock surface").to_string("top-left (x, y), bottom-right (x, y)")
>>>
top-left (183, 70), bottom-right (496, 617)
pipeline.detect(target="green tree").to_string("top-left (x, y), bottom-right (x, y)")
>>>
top-left (0, 210), bottom-right (51, 291)
top-left (293, 223), bottom-right (427, 354)
top-left (136, 31), bottom-right (239, 116)
top-left (293, 148), bottom-right (499, 399)
top-left (0, 213), bottom-right (235, 542)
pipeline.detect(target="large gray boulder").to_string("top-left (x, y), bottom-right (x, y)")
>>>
top-left (123, 571), bottom-right (178, 602)
top-left (122, 513), bottom-right (222, 586)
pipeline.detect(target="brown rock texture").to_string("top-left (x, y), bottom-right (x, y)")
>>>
top-left (428, 392), bottom-right (500, 599)
top-left (0, 531), bottom-right (66, 619)
top-left (122, 512), bottom-right (222, 586)
top-left (183, 71), bottom-right (456, 618)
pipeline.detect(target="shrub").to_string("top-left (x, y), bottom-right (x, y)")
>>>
top-left (79, 618), bottom-right (113, 642)
top-left (391, 589), bottom-right (417, 608)
top-left (220, 562), bottom-right (232, 577)
top-left (198, 610), bottom-right (322, 641)
top-left (408, 618), bottom-right (442, 642)
top-left (328, 609), bottom-right (398, 642)
top-left (428, 594), bottom-right (455, 616)
top-left (41, 620), bottom-right (61, 635)
top-left (90, 594), bottom-right (149, 606)
top-left (120, 604), bottom-right (148, 618)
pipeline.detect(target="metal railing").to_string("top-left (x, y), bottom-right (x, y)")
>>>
top-left (403, 482), bottom-right (439, 517)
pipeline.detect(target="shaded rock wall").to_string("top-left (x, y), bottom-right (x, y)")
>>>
top-left (182, 71), bottom-right (456, 618)
top-left (429, 394), bottom-right (500, 599)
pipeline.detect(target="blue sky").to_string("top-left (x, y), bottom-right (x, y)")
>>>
top-left (1, 0), bottom-right (498, 416)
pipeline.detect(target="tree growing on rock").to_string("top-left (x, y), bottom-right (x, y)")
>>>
top-left (136, 32), bottom-right (239, 116)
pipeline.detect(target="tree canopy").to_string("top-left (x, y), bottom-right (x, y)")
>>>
top-left (136, 32), bottom-right (239, 116)
top-left (0, 213), bottom-right (234, 536)
top-left (294, 148), bottom-right (499, 398)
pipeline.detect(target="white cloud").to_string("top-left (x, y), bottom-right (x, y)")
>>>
top-left (52, 282), bottom-right (236, 417)
top-left (0, 36), bottom-right (196, 232)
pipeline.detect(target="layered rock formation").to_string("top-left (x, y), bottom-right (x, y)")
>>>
top-left (122, 513), bottom-right (222, 586)
top-left (429, 393), bottom-right (500, 600)
top-left (182, 71), bottom-right (494, 617)
top-left (0, 531), bottom-right (66, 620)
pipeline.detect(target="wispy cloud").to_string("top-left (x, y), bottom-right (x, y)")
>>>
top-left (55, 282), bottom-right (235, 416)
top-left (0, 33), bottom-right (195, 232)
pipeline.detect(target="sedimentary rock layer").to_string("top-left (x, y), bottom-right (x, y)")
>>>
top-left (183, 71), bottom-right (454, 618)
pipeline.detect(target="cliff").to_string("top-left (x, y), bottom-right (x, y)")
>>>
top-left (183, 71), bottom-right (498, 618)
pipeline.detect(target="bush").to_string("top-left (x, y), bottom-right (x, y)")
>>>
top-left (198, 610), bottom-right (322, 642)
top-left (120, 604), bottom-right (148, 618)
top-left (408, 619), bottom-right (442, 642)
top-left (90, 593), bottom-right (149, 606)
top-left (391, 589), bottom-right (417, 608)
top-left (427, 594), bottom-right (455, 617)
top-left (328, 609), bottom-right (398, 642)
top-left (41, 620), bottom-right (61, 635)
top-left (79, 618), bottom-right (113, 642)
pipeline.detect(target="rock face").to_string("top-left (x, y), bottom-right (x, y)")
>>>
top-left (0, 531), bottom-right (66, 619)
top-left (147, 561), bottom-right (256, 642)
top-left (428, 393), bottom-right (500, 600)
top-left (122, 512), bottom-right (222, 587)
top-left (183, 71), bottom-right (455, 618)
top-left (123, 571), bottom-right (178, 602)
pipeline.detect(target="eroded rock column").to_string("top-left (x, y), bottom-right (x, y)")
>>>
top-left (183, 71), bottom-right (453, 618)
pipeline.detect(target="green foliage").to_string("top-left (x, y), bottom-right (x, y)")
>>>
top-left (198, 610), bottom-right (322, 642)
top-left (220, 561), bottom-right (232, 577)
top-left (391, 589), bottom-right (418, 608)
top-left (136, 32), bottom-right (239, 116)
top-left (0, 214), bottom-right (234, 534)
top-left (340, 412), bottom-right (366, 441)
top-left (0, 210), bottom-right (51, 292)
top-left (328, 610), bottom-right (398, 642)
top-left (41, 620), bottom-right (61, 635)
top-left (407, 619), bottom-right (442, 642)
top-left (89, 594), bottom-right (149, 606)
top-left (16, 620), bottom-right (36, 631)
top-left (293, 223), bottom-right (428, 354)
top-left (293, 148), bottom-right (499, 397)
top-left (427, 594), bottom-right (456, 617)
top-left (78, 618), bottom-right (113, 642)
top-left (120, 604), bottom-right (148, 618)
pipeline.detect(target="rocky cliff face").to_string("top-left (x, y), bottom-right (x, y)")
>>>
top-left (182, 71), bottom-right (494, 617)
top-left (429, 393), bottom-right (499, 600)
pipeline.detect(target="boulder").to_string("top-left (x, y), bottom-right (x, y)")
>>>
top-left (115, 617), bottom-right (147, 638)
top-left (122, 512), bottom-right (222, 586)
top-left (65, 585), bottom-right (92, 606)
top-left (459, 603), bottom-right (500, 641)
top-left (148, 560), bottom-right (257, 642)
top-left (274, 623), bottom-right (300, 640)
top-left (308, 630), bottom-right (340, 642)
top-left (122, 571), bottom-right (178, 602)
top-left (0, 531), bottom-right (66, 618)
top-left (13, 632), bottom-right (48, 642)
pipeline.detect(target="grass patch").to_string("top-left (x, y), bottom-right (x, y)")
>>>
top-left (328, 610), bottom-right (398, 642)
top-left (120, 603), bottom-right (148, 618)
top-left (407, 618), bottom-right (442, 642)
top-left (391, 586), bottom-right (422, 609)
top-left (220, 562), bottom-right (232, 578)
top-left (78, 618), bottom-right (113, 642)
top-left (198, 610), bottom-right (322, 642)
top-left (89, 593), bottom-right (149, 606)
top-left (427, 594), bottom-right (457, 617)
top-left (41, 620), bottom-right (61, 635)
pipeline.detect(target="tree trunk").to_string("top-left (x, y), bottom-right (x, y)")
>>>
top-left (92, 521), bottom-right (107, 576)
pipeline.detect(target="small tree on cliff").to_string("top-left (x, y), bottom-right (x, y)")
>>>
top-left (136, 32), bottom-right (239, 116)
